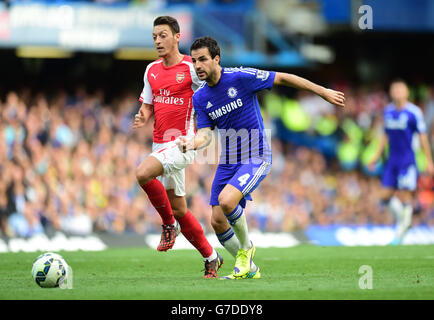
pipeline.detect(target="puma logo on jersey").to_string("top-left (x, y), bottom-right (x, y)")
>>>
top-left (150, 73), bottom-right (158, 80)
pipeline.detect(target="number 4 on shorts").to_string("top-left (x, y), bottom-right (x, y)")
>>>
top-left (238, 173), bottom-right (250, 187)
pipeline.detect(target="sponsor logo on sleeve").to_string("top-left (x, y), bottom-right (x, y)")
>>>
top-left (256, 70), bottom-right (269, 81)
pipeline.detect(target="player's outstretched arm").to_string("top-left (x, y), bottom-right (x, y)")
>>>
top-left (176, 127), bottom-right (213, 153)
top-left (132, 103), bottom-right (153, 129)
top-left (274, 72), bottom-right (345, 108)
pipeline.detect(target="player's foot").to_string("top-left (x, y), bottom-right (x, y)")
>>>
top-left (203, 252), bottom-right (224, 279)
top-left (246, 266), bottom-right (261, 279)
top-left (233, 242), bottom-right (256, 278)
top-left (220, 266), bottom-right (261, 280)
top-left (157, 221), bottom-right (180, 252)
top-left (219, 270), bottom-right (238, 280)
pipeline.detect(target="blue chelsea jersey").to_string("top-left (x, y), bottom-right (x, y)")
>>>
top-left (383, 102), bottom-right (426, 164)
top-left (193, 67), bottom-right (276, 165)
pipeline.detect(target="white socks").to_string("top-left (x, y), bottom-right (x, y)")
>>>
top-left (216, 226), bottom-right (257, 272)
top-left (230, 214), bottom-right (252, 250)
top-left (398, 203), bottom-right (413, 241)
top-left (389, 196), bottom-right (413, 242)
top-left (225, 205), bottom-right (252, 250)
top-left (204, 249), bottom-right (218, 262)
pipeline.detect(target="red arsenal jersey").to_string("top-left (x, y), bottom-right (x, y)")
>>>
top-left (139, 55), bottom-right (202, 143)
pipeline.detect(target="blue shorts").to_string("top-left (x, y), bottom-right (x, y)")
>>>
top-left (210, 160), bottom-right (272, 208)
top-left (381, 161), bottom-right (418, 191)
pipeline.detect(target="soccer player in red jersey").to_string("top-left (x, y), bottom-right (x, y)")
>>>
top-left (133, 16), bottom-right (222, 278)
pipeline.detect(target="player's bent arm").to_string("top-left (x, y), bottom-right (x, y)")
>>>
top-left (369, 133), bottom-right (388, 165)
top-left (177, 127), bottom-right (213, 153)
top-left (419, 133), bottom-right (434, 174)
top-left (139, 103), bottom-right (153, 122)
top-left (133, 103), bottom-right (153, 129)
top-left (273, 72), bottom-right (345, 108)
top-left (192, 127), bottom-right (213, 150)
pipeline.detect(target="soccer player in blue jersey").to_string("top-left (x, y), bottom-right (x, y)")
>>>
top-left (177, 36), bottom-right (345, 279)
top-left (369, 79), bottom-right (433, 245)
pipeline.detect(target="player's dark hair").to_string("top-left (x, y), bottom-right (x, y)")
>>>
top-left (390, 78), bottom-right (408, 87)
top-left (190, 36), bottom-right (221, 60)
top-left (153, 16), bottom-right (180, 35)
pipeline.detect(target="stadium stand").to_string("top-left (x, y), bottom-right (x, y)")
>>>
top-left (0, 0), bottom-right (433, 246)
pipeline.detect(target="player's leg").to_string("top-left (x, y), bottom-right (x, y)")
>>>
top-left (218, 161), bottom-right (271, 278)
top-left (394, 190), bottom-right (413, 243)
top-left (166, 188), bottom-right (218, 260)
top-left (136, 154), bottom-right (165, 186)
top-left (137, 140), bottom-right (196, 251)
top-left (211, 205), bottom-right (240, 258)
top-left (218, 184), bottom-right (252, 251)
top-left (136, 155), bottom-right (177, 251)
top-left (216, 185), bottom-right (259, 279)
top-left (378, 187), bottom-right (401, 219)
top-left (165, 160), bottom-right (222, 278)
top-left (211, 205), bottom-right (260, 280)
top-left (209, 166), bottom-right (242, 257)
top-left (379, 163), bottom-right (401, 217)
top-left (379, 162), bottom-right (408, 244)
top-left (377, 187), bottom-right (406, 245)
top-left (393, 164), bottom-right (418, 244)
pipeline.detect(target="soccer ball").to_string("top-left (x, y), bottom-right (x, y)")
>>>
top-left (31, 252), bottom-right (68, 288)
top-left (37, 252), bottom-right (69, 268)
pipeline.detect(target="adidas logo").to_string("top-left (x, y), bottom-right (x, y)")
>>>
top-left (206, 101), bottom-right (213, 109)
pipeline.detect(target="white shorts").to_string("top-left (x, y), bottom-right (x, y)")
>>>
top-left (150, 139), bottom-right (197, 197)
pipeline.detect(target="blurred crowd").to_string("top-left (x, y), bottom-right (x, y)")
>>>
top-left (0, 83), bottom-right (433, 238)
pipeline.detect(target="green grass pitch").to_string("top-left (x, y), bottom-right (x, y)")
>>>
top-left (1, 245), bottom-right (433, 300)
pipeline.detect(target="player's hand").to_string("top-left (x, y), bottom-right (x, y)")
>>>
top-left (321, 88), bottom-right (345, 108)
top-left (176, 136), bottom-right (194, 153)
top-left (132, 109), bottom-right (147, 129)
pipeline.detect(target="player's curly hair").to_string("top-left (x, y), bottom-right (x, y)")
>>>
top-left (153, 16), bottom-right (180, 35)
top-left (190, 36), bottom-right (221, 60)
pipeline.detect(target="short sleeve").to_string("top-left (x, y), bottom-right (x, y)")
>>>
top-left (139, 65), bottom-right (153, 104)
top-left (237, 67), bottom-right (276, 93)
top-left (412, 106), bottom-right (427, 133)
top-left (182, 59), bottom-right (204, 93)
top-left (193, 94), bottom-right (214, 130)
top-left (382, 109), bottom-right (388, 133)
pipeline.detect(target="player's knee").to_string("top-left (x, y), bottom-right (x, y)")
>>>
top-left (218, 194), bottom-right (236, 214)
top-left (396, 190), bottom-right (412, 204)
top-left (172, 207), bottom-right (187, 220)
top-left (135, 167), bottom-right (152, 185)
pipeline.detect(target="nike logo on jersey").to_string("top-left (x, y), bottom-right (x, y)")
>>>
top-left (150, 73), bottom-right (158, 80)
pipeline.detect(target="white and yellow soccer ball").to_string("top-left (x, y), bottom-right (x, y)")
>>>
top-left (31, 252), bottom-right (68, 288)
